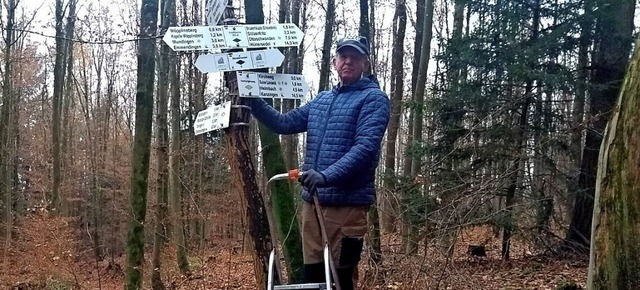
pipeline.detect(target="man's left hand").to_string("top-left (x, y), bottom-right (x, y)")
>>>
top-left (299, 169), bottom-right (326, 194)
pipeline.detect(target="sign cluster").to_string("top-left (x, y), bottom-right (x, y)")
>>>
top-left (162, 0), bottom-right (310, 135)
top-left (194, 101), bottom-right (231, 136)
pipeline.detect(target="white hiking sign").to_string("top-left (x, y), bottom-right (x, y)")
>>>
top-left (206, 0), bottom-right (226, 25)
top-left (237, 71), bottom-right (309, 100)
top-left (162, 24), bottom-right (303, 51)
top-left (195, 49), bottom-right (285, 73)
top-left (194, 101), bottom-right (232, 135)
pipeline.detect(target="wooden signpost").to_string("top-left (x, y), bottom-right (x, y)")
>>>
top-left (165, 0), bottom-right (309, 287)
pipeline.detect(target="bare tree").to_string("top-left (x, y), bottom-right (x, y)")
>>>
top-left (125, 0), bottom-right (158, 288)
top-left (404, 0), bottom-right (434, 255)
top-left (50, 0), bottom-right (66, 212)
top-left (1, 0), bottom-right (19, 265)
top-left (151, 0), bottom-right (174, 287)
top-left (382, 0), bottom-right (407, 230)
top-left (317, 0), bottom-right (336, 91)
top-left (60, 0), bottom-right (77, 215)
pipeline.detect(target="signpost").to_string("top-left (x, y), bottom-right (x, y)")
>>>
top-left (237, 71), bottom-right (309, 99)
top-left (195, 49), bottom-right (285, 73)
top-left (162, 23), bottom-right (304, 52)
top-left (206, 0), bottom-right (226, 25)
top-left (194, 101), bottom-right (232, 135)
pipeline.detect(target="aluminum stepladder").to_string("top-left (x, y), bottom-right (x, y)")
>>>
top-left (266, 170), bottom-right (341, 290)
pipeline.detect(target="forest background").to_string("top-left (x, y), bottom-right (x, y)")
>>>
top-left (0, 0), bottom-right (639, 289)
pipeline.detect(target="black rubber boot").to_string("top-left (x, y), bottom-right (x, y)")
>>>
top-left (303, 262), bottom-right (326, 284)
top-left (336, 266), bottom-right (356, 290)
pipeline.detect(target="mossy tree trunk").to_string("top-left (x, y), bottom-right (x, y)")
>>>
top-left (125, 0), bottom-right (158, 288)
top-left (244, 0), bottom-right (304, 283)
top-left (151, 0), bottom-right (174, 287)
top-left (587, 37), bottom-right (640, 290)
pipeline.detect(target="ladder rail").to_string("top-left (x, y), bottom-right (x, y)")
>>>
top-left (268, 250), bottom-right (276, 290)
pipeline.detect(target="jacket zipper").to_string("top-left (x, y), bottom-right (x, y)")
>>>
top-left (314, 91), bottom-right (338, 170)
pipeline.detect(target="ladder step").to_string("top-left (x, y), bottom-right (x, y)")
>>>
top-left (274, 283), bottom-right (329, 290)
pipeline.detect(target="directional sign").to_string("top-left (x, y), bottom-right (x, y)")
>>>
top-left (237, 72), bottom-right (309, 99)
top-left (206, 0), bottom-right (226, 25)
top-left (163, 23), bottom-right (304, 51)
top-left (194, 101), bottom-right (231, 135)
top-left (195, 49), bottom-right (285, 73)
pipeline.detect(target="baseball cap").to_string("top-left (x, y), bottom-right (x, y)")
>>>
top-left (336, 37), bottom-right (370, 56)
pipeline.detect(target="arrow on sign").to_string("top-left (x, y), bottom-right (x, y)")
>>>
top-left (163, 23), bottom-right (304, 51)
top-left (206, 0), bottom-right (226, 25)
top-left (237, 72), bottom-right (310, 100)
top-left (195, 49), bottom-right (285, 73)
top-left (194, 101), bottom-right (232, 135)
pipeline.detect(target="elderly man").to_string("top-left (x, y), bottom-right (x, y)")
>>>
top-left (248, 36), bottom-right (390, 289)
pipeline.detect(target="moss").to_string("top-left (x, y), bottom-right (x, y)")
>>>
top-left (556, 280), bottom-right (583, 290)
top-left (45, 275), bottom-right (75, 290)
top-left (589, 34), bottom-right (640, 290)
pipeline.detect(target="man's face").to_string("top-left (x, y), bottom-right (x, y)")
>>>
top-left (332, 47), bottom-right (370, 85)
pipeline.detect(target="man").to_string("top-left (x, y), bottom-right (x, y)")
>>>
top-left (248, 36), bottom-right (390, 289)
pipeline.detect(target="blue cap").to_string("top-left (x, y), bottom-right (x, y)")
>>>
top-left (336, 37), bottom-right (370, 56)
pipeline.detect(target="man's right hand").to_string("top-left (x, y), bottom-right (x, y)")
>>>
top-left (299, 169), bottom-right (326, 194)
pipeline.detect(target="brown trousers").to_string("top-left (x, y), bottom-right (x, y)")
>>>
top-left (301, 201), bottom-right (369, 288)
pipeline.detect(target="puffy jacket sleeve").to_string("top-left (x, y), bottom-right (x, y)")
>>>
top-left (320, 91), bottom-right (390, 185)
top-left (248, 97), bottom-right (311, 134)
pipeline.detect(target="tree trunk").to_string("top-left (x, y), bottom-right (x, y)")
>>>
top-left (587, 38), bottom-right (640, 289)
top-left (359, 0), bottom-right (371, 76)
top-left (368, 0), bottom-right (376, 73)
top-left (151, 0), bottom-right (173, 287)
top-left (501, 0), bottom-right (540, 260)
top-left (169, 48), bottom-right (189, 275)
top-left (409, 0), bottom-right (425, 96)
top-left (191, 0), bottom-right (206, 241)
top-left (359, 0), bottom-right (369, 40)
top-left (402, 0), bottom-right (425, 177)
top-left (566, 0), bottom-right (635, 250)
top-left (233, 1), bottom-right (280, 287)
top-left (60, 0), bottom-right (77, 216)
top-left (1, 0), bottom-right (17, 266)
top-left (570, 0), bottom-right (593, 165)
top-left (256, 119), bottom-right (303, 282)
top-left (125, 0), bottom-right (158, 288)
top-left (76, 46), bottom-right (103, 260)
top-left (318, 0), bottom-right (336, 91)
top-left (50, 0), bottom-right (66, 212)
top-left (361, 0), bottom-right (382, 271)
top-left (232, 0), bottom-right (303, 283)
top-left (382, 0), bottom-right (406, 233)
top-left (404, 0), bottom-right (434, 255)
top-left (280, 0), bottom-right (300, 171)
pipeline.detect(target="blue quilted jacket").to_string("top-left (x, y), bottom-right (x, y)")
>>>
top-left (249, 75), bottom-right (390, 206)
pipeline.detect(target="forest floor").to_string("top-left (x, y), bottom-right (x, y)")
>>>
top-left (0, 213), bottom-right (587, 289)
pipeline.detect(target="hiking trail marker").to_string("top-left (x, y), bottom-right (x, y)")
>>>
top-left (237, 71), bottom-right (309, 99)
top-left (194, 101), bottom-right (232, 135)
top-left (206, 0), bottom-right (226, 25)
top-left (195, 49), bottom-right (285, 73)
top-left (162, 23), bottom-right (303, 52)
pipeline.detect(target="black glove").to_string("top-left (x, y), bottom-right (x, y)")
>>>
top-left (299, 169), bottom-right (326, 194)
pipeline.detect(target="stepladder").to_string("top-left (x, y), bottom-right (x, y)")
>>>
top-left (266, 169), bottom-right (341, 290)
top-left (266, 245), bottom-right (334, 290)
